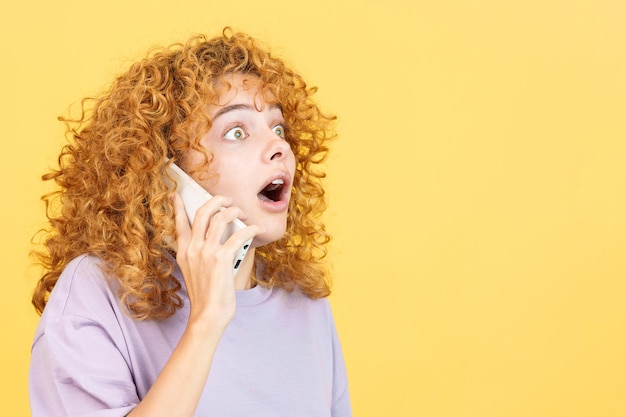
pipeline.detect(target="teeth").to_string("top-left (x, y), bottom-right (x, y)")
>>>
top-left (271, 179), bottom-right (284, 185)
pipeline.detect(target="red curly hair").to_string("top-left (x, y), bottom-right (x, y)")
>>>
top-left (32, 28), bottom-right (335, 320)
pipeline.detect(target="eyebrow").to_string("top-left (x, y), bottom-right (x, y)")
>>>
top-left (212, 103), bottom-right (282, 121)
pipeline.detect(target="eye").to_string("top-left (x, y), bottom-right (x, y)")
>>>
top-left (224, 126), bottom-right (247, 141)
top-left (272, 124), bottom-right (286, 139)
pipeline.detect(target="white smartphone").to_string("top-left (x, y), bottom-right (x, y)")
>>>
top-left (164, 160), bottom-right (252, 275)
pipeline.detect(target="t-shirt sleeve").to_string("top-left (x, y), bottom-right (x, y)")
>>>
top-left (329, 304), bottom-right (352, 417)
top-left (30, 316), bottom-right (139, 417)
top-left (29, 256), bottom-right (139, 417)
top-left (29, 315), bottom-right (138, 417)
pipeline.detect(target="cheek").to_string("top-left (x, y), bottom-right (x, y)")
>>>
top-left (287, 151), bottom-right (297, 172)
top-left (209, 159), bottom-right (250, 194)
top-left (219, 156), bottom-right (250, 179)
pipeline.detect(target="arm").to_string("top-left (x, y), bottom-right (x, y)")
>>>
top-left (29, 195), bottom-right (259, 417)
top-left (127, 193), bottom-right (262, 417)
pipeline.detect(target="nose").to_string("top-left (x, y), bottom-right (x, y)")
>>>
top-left (263, 131), bottom-right (291, 162)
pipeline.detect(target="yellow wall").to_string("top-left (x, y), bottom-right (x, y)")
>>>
top-left (2, 0), bottom-right (625, 415)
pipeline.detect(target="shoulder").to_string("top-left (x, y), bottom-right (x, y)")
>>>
top-left (32, 254), bottom-right (135, 353)
top-left (272, 285), bottom-right (331, 308)
top-left (266, 286), bottom-right (335, 328)
top-left (40, 254), bottom-right (122, 320)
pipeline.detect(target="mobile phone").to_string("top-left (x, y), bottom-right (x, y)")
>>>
top-left (164, 160), bottom-right (252, 275)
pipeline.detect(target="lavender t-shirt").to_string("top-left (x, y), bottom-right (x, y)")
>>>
top-left (29, 255), bottom-right (351, 416)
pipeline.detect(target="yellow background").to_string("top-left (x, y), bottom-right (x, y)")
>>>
top-left (2, 0), bottom-right (625, 416)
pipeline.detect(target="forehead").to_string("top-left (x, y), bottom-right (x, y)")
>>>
top-left (211, 73), bottom-right (277, 108)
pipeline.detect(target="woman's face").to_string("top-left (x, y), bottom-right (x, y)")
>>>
top-left (185, 73), bottom-right (296, 247)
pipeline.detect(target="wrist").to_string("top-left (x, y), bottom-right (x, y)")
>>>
top-left (186, 310), bottom-right (232, 339)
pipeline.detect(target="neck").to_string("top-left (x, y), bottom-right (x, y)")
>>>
top-left (233, 248), bottom-right (256, 290)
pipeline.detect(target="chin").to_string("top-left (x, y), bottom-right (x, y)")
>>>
top-left (251, 225), bottom-right (287, 248)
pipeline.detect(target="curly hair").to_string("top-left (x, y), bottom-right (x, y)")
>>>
top-left (32, 28), bottom-right (335, 320)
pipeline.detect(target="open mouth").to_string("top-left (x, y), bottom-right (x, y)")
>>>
top-left (258, 178), bottom-right (286, 203)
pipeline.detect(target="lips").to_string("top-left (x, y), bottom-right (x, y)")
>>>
top-left (259, 178), bottom-right (284, 202)
top-left (257, 174), bottom-right (291, 210)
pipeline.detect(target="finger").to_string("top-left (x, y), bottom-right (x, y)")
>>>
top-left (172, 192), bottom-right (191, 249)
top-left (200, 224), bottom-right (264, 275)
top-left (203, 206), bottom-right (247, 247)
top-left (218, 224), bottom-right (265, 255)
top-left (190, 195), bottom-right (233, 243)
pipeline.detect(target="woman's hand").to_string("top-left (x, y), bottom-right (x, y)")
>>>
top-left (171, 192), bottom-right (262, 330)
top-left (127, 194), bottom-right (263, 417)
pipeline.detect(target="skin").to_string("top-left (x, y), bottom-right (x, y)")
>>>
top-left (191, 74), bottom-right (296, 249)
top-left (128, 73), bottom-right (296, 416)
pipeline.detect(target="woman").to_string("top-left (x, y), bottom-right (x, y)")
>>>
top-left (29, 28), bottom-right (351, 416)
